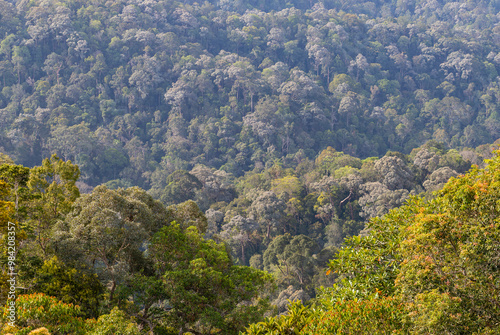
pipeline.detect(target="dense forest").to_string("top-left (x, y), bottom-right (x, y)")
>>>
top-left (1, 0), bottom-right (500, 333)
top-left (244, 151), bottom-right (500, 334)
top-left (0, 0), bottom-right (500, 185)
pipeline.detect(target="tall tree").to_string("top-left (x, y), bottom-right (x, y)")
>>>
top-left (62, 186), bottom-right (169, 302)
top-left (221, 214), bottom-right (258, 265)
top-left (150, 223), bottom-right (273, 334)
top-left (248, 191), bottom-right (286, 240)
top-left (27, 155), bottom-right (80, 256)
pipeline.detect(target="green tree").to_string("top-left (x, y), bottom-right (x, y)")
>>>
top-left (1, 293), bottom-right (88, 335)
top-left (315, 147), bottom-right (362, 176)
top-left (243, 300), bottom-right (314, 335)
top-left (270, 175), bottom-right (303, 202)
top-left (150, 223), bottom-right (273, 334)
top-left (0, 179), bottom-right (15, 305)
top-left (62, 186), bottom-right (169, 302)
top-left (86, 307), bottom-right (141, 335)
top-left (170, 199), bottom-right (208, 233)
top-left (0, 153), bottom-right (14, 165)
top-left (248, 191), bottom-right (286, 240)
top-left (263, 234), bottom-right (320, 291)
top-left (0, 163), bottom-right (30, 218)
top-left (221, 215), bottom-right (258, 265)
top-left (157, 170), bottom-right (202, 205)
top-left (114, 273), bottom-right (169, 333)
top-left (0, 294), bottom-right (142, 335)
top-left (94, 148), bottom-right (129, 181)
top-left (27, 155), bottom-right (80, 256)
top-left (29, 257), bottom-right (104, 318)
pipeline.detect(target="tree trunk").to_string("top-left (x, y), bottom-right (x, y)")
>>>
top-left (109, 280), bottom-right (116, 303)
top-left (241, 242), bottom-right (246, 265)
top-left (250, 92), bottom-right (254, 112)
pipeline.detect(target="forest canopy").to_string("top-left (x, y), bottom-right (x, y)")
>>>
top-left (1, 0), bottom-right (500, 333)
top-left (243, 151), bottom-right (500, 335)
top-left (0, 0), bottom-right (499, 189)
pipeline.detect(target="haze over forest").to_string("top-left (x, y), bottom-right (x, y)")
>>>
top-left (1, 0), bottom-right (500, 333)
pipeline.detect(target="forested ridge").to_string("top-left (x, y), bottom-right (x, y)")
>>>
top-left (1, 0), bottom-right (500, 333)
top-left (1, 0), bottom-right (500, 185)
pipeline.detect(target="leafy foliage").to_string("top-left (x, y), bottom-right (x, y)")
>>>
top-left (150, 223), bottom-right (273, 334)
top-left (244, 151), bottom-right (500, 334)
top-left (1, 293), bottom-right (88, 335)
top-left (0, 0), bottom-right (498, 188)
top-left (2, 0), bottom-right (500, 332)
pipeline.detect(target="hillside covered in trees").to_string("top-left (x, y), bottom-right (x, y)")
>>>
top-left (2, 147), bottom-right (500, 334)
top-left (1, 0), bottom-right (500, 333)
top-left (243, 150), bottom-right (500, 334)
top-left (0, 0), bottom-right (500, 187)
